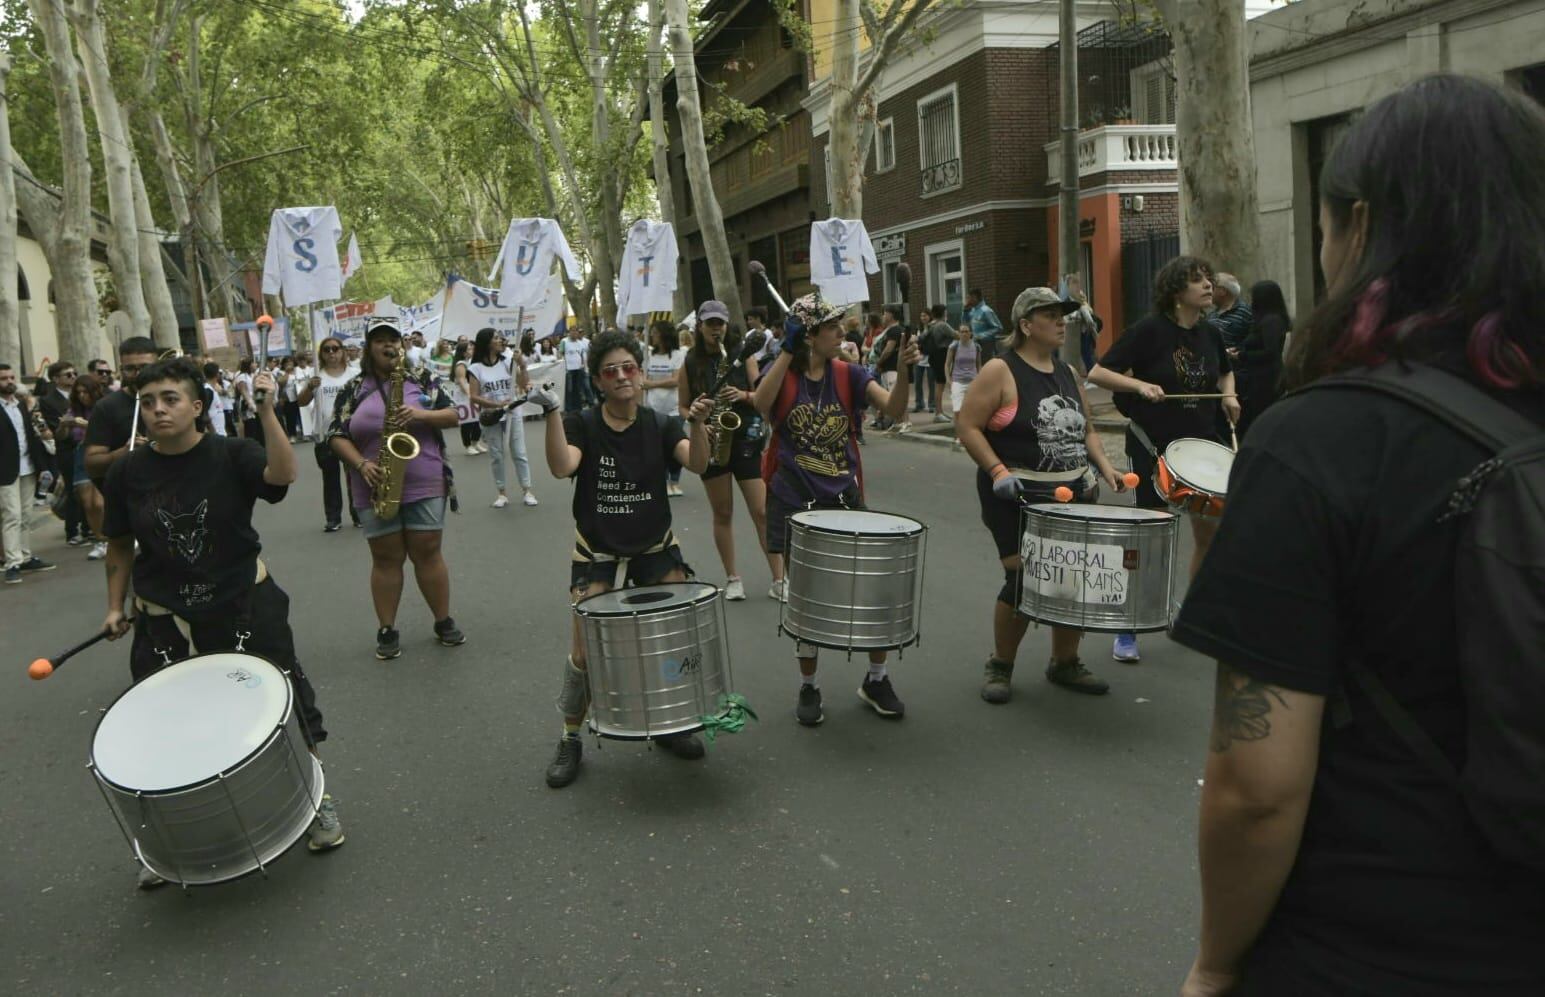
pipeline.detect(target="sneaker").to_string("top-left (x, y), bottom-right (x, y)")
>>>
top-left (655, 732), bottom-right (705, 760)
top-left (796, 685), bottom-right (824, 726)
top-left (19, 556), bottom-right (55, 573)
top-left (1112, 633), bottom-right (1141, 663)
top-left (492, 495), bottom-right (510, 509)
top-left (933, 413), bottom-right (951, 423)
top-left (4, 567), bottom-right (20, 584)
top-left (67, 535), bottom-right (86, 547)
top-left (375, 626), bottom-right (401, 660)
top-left (768, 578), bottom-right (787, 602)
top-left (858, 675), bottom-right (905, 718)
top-left (724, 577), bottom-right (746, 601)
top-left (136, 865), bottom-right (168, 890)
top-left (323, 522), bottom-right (341, 533)
top-left (307, 794), bottom-right (345, 851)
top-left (667, 482), bottom-right (684, 497)
top-left (1045, 657), bottom-right (1110, 695)
top-left (981, 657), bottom-right (1014, 704)
top-left (894, 421), bottom-right (912, 434)
top-left (476, 441), bottom-right (490, 454)
top-left (465, 445), bottom-right (480, 456)
top-left (545, 734), bottom-right (583, 788)
top-left (522, 492), bottom-right (539, 507)
top-left (434, 617), bottom-right (466, 647)
top-left (1083, 381), bottom-right (1096, 390)
top-left (87, 542), bottom-right (108, 561)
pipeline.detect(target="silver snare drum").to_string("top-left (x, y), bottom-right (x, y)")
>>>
top-left (89, 652), bottom-right (324, 887)
top-left (576, 582), bottom-right (733, 740)
top-left (782, 509), bottom-right (927, 651)
top-left (1018, 504), bottom-right (1177, 633)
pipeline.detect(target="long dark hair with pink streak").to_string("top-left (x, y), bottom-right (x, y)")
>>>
top-left (1286, 74), bottom-right (1545, 391)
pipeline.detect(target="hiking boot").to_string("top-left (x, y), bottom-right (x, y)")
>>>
top-left (545, 735), bottom-right (583, 788)
top-left (308, 795), bottom-right (345, 851)
top-left (858, 675), bottom-right (905, 718)
top-left (375, 626), bottom-right (401, 660)
top-left (656, 732), bottom-right (705, 760)
top-left (136, 865), bottom-right (168, 890)
top-left (434, 617), bottom-right (466, 647)
top-left (796, 685), bottom-right (824, 726)
top-left (1112, 633), bottom-right (1140, 663)
top-left (981, 658), bottom-right (1014, 704)
top-left (1045, 658), bottom-right (1110, 696)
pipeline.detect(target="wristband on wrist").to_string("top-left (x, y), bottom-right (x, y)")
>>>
top-left (988, 463), bottom-right (1009, 481)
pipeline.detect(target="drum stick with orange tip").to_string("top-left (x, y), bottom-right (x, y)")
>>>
top-left (27, 625), bottom-right (124, 680)
top-left (1123, 472), bottom-right (1141, 490)
top-left (1053, 486), bottom-right (1074, 503)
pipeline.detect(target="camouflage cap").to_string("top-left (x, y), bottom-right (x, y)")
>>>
top-left (1011, 286), bottom-right (1081, 326)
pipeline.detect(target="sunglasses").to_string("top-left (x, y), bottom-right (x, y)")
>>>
top-left (119, 363), bottom-right (146, 375)
top-left (321, 345), bottom-right (342, 352)
top-left (60, 371), bottom-right (78, 378)
top-left (598, 361), bottom-right (639, 380)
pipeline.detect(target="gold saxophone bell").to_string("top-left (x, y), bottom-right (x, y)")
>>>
top-left (383, 431), bottom-right (421, 462)
top-left (371, 348), bottom-right (421, 519)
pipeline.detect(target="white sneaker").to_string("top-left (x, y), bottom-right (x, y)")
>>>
top-left (522, 492), bottom-right (539, 507)
top-left (492, 495), bottom-right (510, 509)
top-left (465, 446), bottom-right (480, 456)
top-left (667, 482), bottom-right (684, 497)
top-left (769, 578), bottom-right (787, 602)
top-left (894, 421), bottom-right (912, 433)
top-left (87, 542), bottom-right (108, 560)
top-left (476, 441), bottom-right (490, 454)
top-left (725, 577), bottom-right (746, 601)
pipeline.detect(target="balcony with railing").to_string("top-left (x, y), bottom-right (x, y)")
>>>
top-left (921, 158), bottom-right (962, 196)
top-left (1044, 125), bottom-right (1177, 185)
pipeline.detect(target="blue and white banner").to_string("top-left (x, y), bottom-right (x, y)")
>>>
top-left (441, 273), bottom-right (566, 344)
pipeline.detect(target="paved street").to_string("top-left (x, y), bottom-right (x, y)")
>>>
top-left (1, 430), bottom-right (1212, 996)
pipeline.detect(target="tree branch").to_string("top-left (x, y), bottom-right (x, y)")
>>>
top-left (853, 0), bottom-right (937, 102)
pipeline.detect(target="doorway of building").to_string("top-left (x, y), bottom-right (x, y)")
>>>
top-left (927, 241), bottom-right (966, 325)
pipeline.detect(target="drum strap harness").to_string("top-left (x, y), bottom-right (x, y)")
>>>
top-left (135, 560), bottom-right (267, 668)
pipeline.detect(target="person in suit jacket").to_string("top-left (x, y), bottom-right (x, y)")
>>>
top-left (1, 363), bottom-right (56, 582)
top-left (35, 361), bottom-right (87, 543)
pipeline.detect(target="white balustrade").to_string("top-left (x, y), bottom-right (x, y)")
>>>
top-left (1045, 124), bottom-right (1177, 184)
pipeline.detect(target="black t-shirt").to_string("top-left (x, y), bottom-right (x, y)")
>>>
top-left (1099, 314), bottom-right (1230, 449)
top-left (1171, 381), bottom-right (1545, 993)
top-left (564, 408), bottom-right (686, 556)
top-left (102, 435), bottom-right (288, 621)
top-left (83, 389), bottom-right (139, 486)
top-left (876, 325), bottom-right (905, 373)
top-left (684, 351), bottom-right (756, 426)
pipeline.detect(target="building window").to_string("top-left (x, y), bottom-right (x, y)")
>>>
top-left (1132, 60), bottom-right (1176, 125)
top-left (882, 260), bottom-right (901, 305)
top-left (925, 239), bottom-right (966, 325)
top-left (917, 84), bottom-right (962, 196)
top-left (874, 117), bottom-right (896, 173)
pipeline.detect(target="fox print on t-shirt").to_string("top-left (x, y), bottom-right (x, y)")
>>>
top-left (156, 499), bottom-right (209, 563)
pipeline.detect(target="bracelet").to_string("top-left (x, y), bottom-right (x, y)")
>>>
top-left (988, 463), bottom-right (1009, 480)
top-left (355, 460), bottom-right (367, 472)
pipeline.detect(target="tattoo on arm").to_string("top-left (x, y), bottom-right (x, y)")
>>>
top-left (1211, 664), bottom-right (1289, 753)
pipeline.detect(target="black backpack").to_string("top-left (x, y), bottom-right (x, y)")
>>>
top-left (1305, 363), bottom-right (1545, 872)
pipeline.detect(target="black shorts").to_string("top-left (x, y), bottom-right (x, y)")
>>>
top-left (975, 470), bottom-right (1100, 559)
top-left (765, 483), bottom-right (864, 555)
top-left (570, 542), bottom-right (692, 592)
top-left (700, 435), bottom-right (763, 481)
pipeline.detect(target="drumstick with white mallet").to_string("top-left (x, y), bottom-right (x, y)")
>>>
top-left (28, 625), bottom-right (130, 680)
top-left (747, 260), bottom-right (789, 314)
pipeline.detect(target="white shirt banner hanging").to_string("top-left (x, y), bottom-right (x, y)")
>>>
top-left (810, 217), bottom-right (880, 305)
top-left (494, 217), bottom-right (583, 311)
top-left (615, 219), bottom-right (679, 325)
top-left (261, 206), bottom-right (344, 306)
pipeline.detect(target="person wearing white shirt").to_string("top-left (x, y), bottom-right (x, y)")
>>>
top-left (809, 217), bottom-right (879, 305)
top-left (297, 336), bottom-right (360, 531)
top-left (467, 327), bottom-right (537, 508)
top-left (643, 320), bottom-right (689, 497)
top-left (203, 363), bottom-right (229, 437)
top-left (561, 327), bottom-right (592, 412)
top-left (1, 363), bottom-right (55, 581)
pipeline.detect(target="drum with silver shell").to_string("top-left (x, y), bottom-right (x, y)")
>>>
top-left (1018, 504), bottom-right (1177, 633)
top-left (781, 509), bottom-right (927, 651)
top-left (89, 652), bottom-right (324, 887)
top-left (575, 582), bottom-right (733, 740)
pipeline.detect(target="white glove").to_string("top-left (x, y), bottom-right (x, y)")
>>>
top-left (991, 471), bottom-right (1024, 502)
top-left (526, 383), bottom-right (560, 413)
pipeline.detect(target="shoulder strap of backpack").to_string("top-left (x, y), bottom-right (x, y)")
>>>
top-left (1303, 364), bottom-right (1540, 452)
top-left (1344, 656), bottom-right (1465, 785)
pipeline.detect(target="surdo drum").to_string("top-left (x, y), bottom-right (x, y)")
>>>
top-left (89, 652), bottom-right (324, 886)
top-left (781, 509), bottom-right (927, 651)
top-left (1156, 438), bottom-right (1235, 518)
top-left (1018, 504), bottom-right (1178, 633)
top-left (575, 582), bottom-right (734, 740)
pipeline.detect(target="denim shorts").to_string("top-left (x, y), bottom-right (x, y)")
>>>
top-left (358, 495), bottom-right (447, 539)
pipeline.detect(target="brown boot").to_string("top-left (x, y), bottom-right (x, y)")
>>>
top-left (981, 657), bottom-right (1014, 704)
top-left (1045, 657), bottom-right (1110, 696)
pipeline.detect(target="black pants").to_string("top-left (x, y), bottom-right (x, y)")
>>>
top-left (459, 421), bottom-right (482, 448)
top-left (129, 577), bottom-right (327, 743)
top-left (314, 444), bottom-right (358, 527)
top-left (281, 400), bottom-right (302, 439)
top-left (564, 369), bottom-right (592, 412)
top-left (242, 417), bottom-right (265, 446)
top-left (58, 446), bottom-right (85, 539)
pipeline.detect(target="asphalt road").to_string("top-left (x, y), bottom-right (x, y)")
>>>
top-left (1, 428), bottom-right (1213, 996)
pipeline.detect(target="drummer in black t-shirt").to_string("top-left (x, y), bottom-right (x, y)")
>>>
top-left (1088, 256), bottom-right (1239, 665)
top-left (534, 330), bottom-right (714, 789)
top-left (99, 357), bottom-right (345, 887)
top-left (957, 287), bottom-right (1128, 702)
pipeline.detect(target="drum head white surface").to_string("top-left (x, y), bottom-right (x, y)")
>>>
top-left (1164, 438), bottom-right (1234, 495)
top-left (92, 653), bottom-right (291, 792)
top-left (793, 509), bottom-right (923, 535)
top-left (577, 582), bottom-right (718, 617)
top-left (1026, 503), bottom-right (1175, 523)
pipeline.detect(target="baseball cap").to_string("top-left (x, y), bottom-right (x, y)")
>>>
top-left (787, 292), bottom-right (846, 333)
top-left (365, 318), bottom-right (403, 340)
top-left (698, 300), bottom-right (731, 323)
top-left (1011, 287), bottom-right (1082, 325)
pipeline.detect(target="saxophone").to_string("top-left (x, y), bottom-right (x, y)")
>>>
top-left (706, 350), bottom-right (742, 468)
top-left (371, 346), bottom-right (422, 519)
